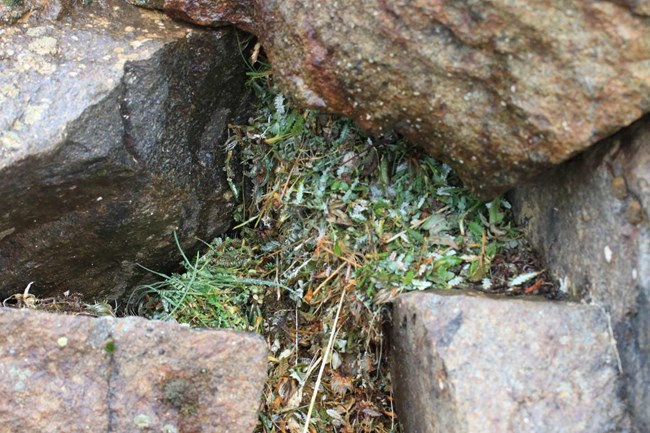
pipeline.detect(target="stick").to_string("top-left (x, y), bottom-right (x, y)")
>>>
top-left (301, 284), bottom-right (347, 433)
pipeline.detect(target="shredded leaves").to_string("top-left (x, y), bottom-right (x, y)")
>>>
top-left (0, 42), bottom-right (563, 433)
top-left (126, 54), bottom-right (558, 432)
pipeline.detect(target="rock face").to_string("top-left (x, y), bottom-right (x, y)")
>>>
top-left (128, 0), bottom-right (650, 197)
top-left (1, 0), bottom-right (67, 25)
top-left (0, 307), bottom-right (267, 433)
top-left (390, 291), bottom-right (631, 433)
top-left (510, 116), bottom-right (650, 432)
top-left (0, 0), bottom-right (250, 300)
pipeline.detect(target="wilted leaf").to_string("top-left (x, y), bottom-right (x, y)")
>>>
top-left (330, 371), bottom-right (353, 396)
top-left (508, 271), bottom-right (543, 287)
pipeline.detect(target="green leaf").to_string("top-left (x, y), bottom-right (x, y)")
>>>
top-left (403, 271), bottom-right (415, 285)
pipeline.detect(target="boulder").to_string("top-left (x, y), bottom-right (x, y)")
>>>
top-left (390, 291), bottom-right (631, 433)
top-left (510, 115), bottom-right (650, 432)
top-left (127, 0), bottom-right (649, 197)
top-left (0, 307), bottom-right (267, 433)
top-left (0, 0), bottom-right (250, 301)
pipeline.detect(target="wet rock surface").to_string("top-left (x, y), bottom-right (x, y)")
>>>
top-left (0, 307), bottom-right (267, 433)
top-left (0, 0), bottom-right (250, 301)
top-left (510, 115), bottom-right (650, 432)
top-left (390, 291), bottom-right (631, 433)
top-left (128, 0), bottom-right (649, 197)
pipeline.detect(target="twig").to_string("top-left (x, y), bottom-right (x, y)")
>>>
top-left (311, 262), bottom-right (347, 296)
top-left (295, 305), bottom-right (299, 368)
top-left (320, 246), bottom-right (360, 268)
top-left (302, 285), bottom-right (347, 433)
top-left (603, 306), bottom-right (623, 374)
top-left (275, 255), bottom-right (281, 300)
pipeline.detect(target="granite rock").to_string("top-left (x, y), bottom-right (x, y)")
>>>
top-left (0, 0), bottom-right (250, 300)
top-left (129, 0), bottom-right (650, 197)
top-left (390, 291), bottom-right (631, 433)
top-left (0, 307), bottom-right (267, 433)
top-left (510, 115), bottom-right (650, 432)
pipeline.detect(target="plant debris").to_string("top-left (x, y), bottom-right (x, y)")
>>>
top-left (124, 50), bottom-right (560, 432)
top-left (2, 282), bottom-right (115, 317)
top-left (3, 47), bottom-right (558, 433)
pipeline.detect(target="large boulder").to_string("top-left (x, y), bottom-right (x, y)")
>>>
top-left (390, 291), bottom-right (632, 433)
top-left (0, 0), bottom-right (250, 300)
top-left (510, 115), bottom-right (650, 432)
top-left (0, 307), bottom-right (267, 433)
top-left (128, 0), bottom-right (649, 197)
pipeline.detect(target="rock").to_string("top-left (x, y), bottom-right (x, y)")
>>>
top-left (108, 317), bottom-right (267, 432)
top-left (0, 307), bottom-right (267, 433)
top-left (0, 308), bottom-right (112, 433)
top-left (390, 291), bottom-right (631, 433)
top-left (127, 0), bottom-right (650, 197)
top-left (1, 0), bottom-right (36, 25)
top-left (0, 0), bottom-right (29, 24)
top-left (509, 115), bottom-right (650, 432)
top-left (0, 0), bottom-right (250, 301)
top-left (0, 0), bottom-right (86, 25)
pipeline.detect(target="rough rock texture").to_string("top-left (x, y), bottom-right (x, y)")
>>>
top-left (390, 291), bottom-right (631, 433)
top-left (0, 0), bottom-right (250, 300)
top-left (109, 318), bottom-right (267, 432)
top-left (1, 0), bottom-right (32, 24)
top-left (510, 115), bottom-right (650, 432)
top-left (0, 307), bottom-right (267, 433)
top-left (0, 308), bottom-right (111, 433)
top-left (127, 0), bottom-right (650, 197)
top-left (0, 0), bottom-right (71, 25)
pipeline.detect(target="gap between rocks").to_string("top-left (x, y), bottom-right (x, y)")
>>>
top-left (112, 54), bottom-right (573, 433)
top-left (1, 1), bottom-right (647, 431)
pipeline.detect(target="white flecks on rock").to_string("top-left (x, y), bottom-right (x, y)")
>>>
top-left (604, 245), bottom-right (613, 263)
top-left (0, 132), bottom-right (21, 151)
top-left (28, 36), bottom-right (58, 56)
top-left (23, 104), bottom-right (47, 125)
top-left (25, 27), bottom-right (47, 37)
top-left (129, 38), bottom-right (151, 49)
top-left (0, 83), bottom-right (19, 98)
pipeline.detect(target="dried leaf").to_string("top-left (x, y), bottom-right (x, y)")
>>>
top-left (508, 271), bottom-right (543, 287)
top-left (330, 371), bottom-right (353, 396)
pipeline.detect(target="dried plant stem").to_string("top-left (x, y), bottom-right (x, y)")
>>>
top-left (312, 262), bottom-right (347, 296)
top-left (302, 284), bottom-right (347, 433)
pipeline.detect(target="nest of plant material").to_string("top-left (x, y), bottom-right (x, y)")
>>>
top-left (125, 56), bottom-right (558, 432)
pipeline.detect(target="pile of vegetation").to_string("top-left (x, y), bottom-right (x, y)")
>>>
top-left (0, 44), bottom-right (546, 432)
top-left (0, 50), bottom-right (556, 430)
top-left (123, 47), bottom-right (556, 432)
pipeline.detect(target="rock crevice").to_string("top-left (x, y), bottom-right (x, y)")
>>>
top-left (128, 0), bottom-right (650, 197)
top-left (511, 115), bottom-right (650, 432)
